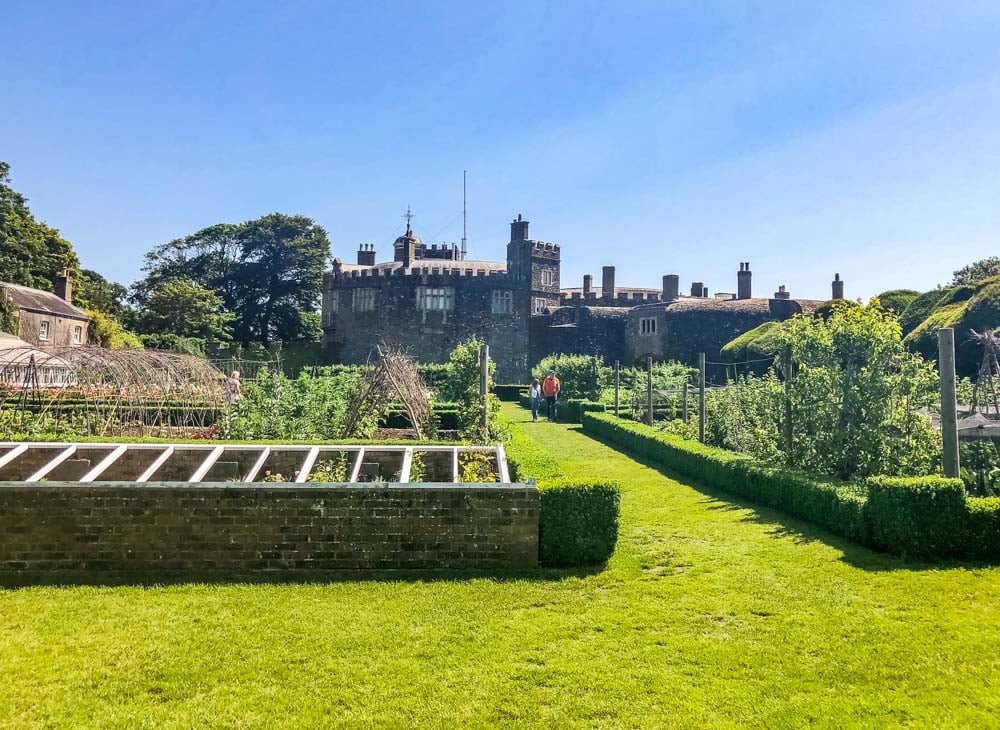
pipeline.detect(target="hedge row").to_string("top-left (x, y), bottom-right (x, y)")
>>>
top-left (515, 395), bottom-right (606, 423)
top-left (582, 412), bottom-right (1000, 561)
top-left (501, 414), bottom-right (620, 567)
top-left (493, 384), bottom-right (528, 402)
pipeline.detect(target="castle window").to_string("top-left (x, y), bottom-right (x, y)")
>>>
top-left (72, 325), bottom-right (83, 344)
top-left (353, 289), bottom-right (376, 312)
top-left (533, 297), bottom-right (548, 315)
top-left (38, 320), bottom-right (50, 341)
top-left (329, 291), bottom-right (339, 313)
top-left (640, 317), bottom-right (657, 335)
top-left (541, 269), bottom-right (554, 286)
top-left (417, 286), bottom-right (454, 311)
top-left (491, 290), bottom-right (513, 314)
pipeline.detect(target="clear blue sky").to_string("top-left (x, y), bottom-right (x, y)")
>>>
top-left (4, 1), bottom-right (1000, 300)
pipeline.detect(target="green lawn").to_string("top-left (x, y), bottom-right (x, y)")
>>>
top-left (1, 403), bottom-right (998, 727)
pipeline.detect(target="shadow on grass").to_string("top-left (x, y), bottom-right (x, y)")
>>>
top-left (581, 431), bottom-right (997, 573)
top-left (0, 563), bottom-right (606, 590)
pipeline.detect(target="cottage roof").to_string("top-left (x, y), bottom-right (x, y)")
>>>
top-left (1, 282), bottom-right (89, 320)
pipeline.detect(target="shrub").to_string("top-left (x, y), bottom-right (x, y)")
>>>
top-left (533, 354), bottom-right (608, 401)
top-left (874, 290), bottom-right (921, 315)
top-left (537, 479), bottom-right (621, 567)
top-left (502, 417), bottom-right (561, 481)
top-left (865, 476), bottom-right (967, 558)
top-left (493, 384), bottom-right (528, 402)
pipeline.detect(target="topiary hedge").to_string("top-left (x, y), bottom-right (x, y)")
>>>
top-left (515, 394), bottom-right (605, 423)
top-left (582, 411), bottom-right (1000, 561)
top-left (493, 384), bottom-right (528, 402)
top-left (536, 479), bottom-right (620, 567)
top-left (501, 414), bottom-right (620, 567)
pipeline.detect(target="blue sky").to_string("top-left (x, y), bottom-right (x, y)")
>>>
top-left (4, 1), bottom-right (1000, 300)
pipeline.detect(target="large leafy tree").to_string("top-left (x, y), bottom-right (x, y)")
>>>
top-left (134, 213), bottom-right (329, 344)
top-left (0, 161), bottom-right (80, 290)
top-left (77, 269), bottom-right (130, 319)
top-left (951, 257), bottom-right (1000, 286)
top-left (134, 279), bottom-right (234, 342)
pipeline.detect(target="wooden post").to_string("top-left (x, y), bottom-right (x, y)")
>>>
top-left (782, 345), bottom-right (793, 455)
top-left (939, 328), bottom-right (960, 478)
top-left (646, 355), bottom-right (654, 425)
top-left (614, 360), bottom-right (620, 418)
top-left (480, 344), bottom-right (490, 435)
top-left (682, 381), bottom-right (689, 423)
top-left (698, 353), bottom-right (706, 443)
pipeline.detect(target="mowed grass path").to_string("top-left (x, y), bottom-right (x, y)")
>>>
top-left (1, 404), bottom-right (999, 727)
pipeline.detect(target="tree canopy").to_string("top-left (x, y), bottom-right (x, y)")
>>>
top-left (0, 161), bottom-right (80, 291)
top-left (134, 279), bottom-right (234, 343)
top-left (134, 213), bottom-right (330, 345)
top-left (951, 257), bottom-right (1000, 287)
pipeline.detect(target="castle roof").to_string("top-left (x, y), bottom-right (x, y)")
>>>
top-left (634, 296), bottom-right (822, 314)
top-left (561, 286), bottom-right (660, 297)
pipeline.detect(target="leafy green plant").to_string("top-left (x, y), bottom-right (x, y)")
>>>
top-left (444, 338), bottom-right (503, 442)
top-left (308, 456), bottom-right (349, 483)
top-left (533, 355), bottom-right (609, 401)
top-left (459, 451), bottom-right (498, 483)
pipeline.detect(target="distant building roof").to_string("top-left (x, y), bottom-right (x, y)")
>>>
top-left (560, 287), bottom-right (661, 297)
top-left (0, 282), bottom-right (89, 320)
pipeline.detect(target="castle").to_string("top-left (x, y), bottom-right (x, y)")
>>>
top-left (321, 214), bottom-right (841, 381)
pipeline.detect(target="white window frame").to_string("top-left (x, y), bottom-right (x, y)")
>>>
top-left (417, 286), bottom-right (455, 312)
top-left (640, 317), bottom-right (657, 335)
top-left (541, 269), bottom-right (554, 286)
top-left (38, 320), bottom-right (50, 341)
top-left (491, 290), bottom-right (513, 315)
top-left (352, 289), bottom-right (376, 312)
top-left (72, 325), bottom-right (83, 344)
top-left (533, 297), bottom-right (548, 315)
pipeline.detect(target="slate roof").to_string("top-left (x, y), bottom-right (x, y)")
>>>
top-left (0, 283), bottom-right (89, 320)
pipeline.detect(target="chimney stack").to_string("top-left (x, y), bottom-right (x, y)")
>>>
top-left (357, 243), bottom-right (376, 266)
top-left (691, 281), bottom-right (705, 298)
top-left (510, 213), bottom-right (529, 242)
top-left (774, 285), bottom-right (790, 300)
top-left (601, 266), bottom-right (615, 300)
top-left (583, 274), bottom-right (593, 296)
top-left (54, 269), bottom-right (72, 304)
top-left (832, 273), bottom-right (844, 300)
top-left (662, 274), bottom-right (679, 302)
top-left (737, 262), bottom-right (752, 299)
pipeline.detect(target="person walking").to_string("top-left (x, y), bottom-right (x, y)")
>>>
top-left (529, 378), bottom-right (542, 422)
top-left (224, 370), bottom-right (242, 405)
top-left (542, 369), bottom-right (561, 421)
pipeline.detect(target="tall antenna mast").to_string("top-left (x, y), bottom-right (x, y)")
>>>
top-left (461, 170), bottom-right (467, 260)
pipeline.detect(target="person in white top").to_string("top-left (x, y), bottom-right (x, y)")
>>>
top-left (224, 370), bottom-right (242, 405)
top-left (529, 378), bottom-right (542, 422)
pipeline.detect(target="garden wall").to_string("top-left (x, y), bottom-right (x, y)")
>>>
top-left (0, 483), bottom-right (539, 576)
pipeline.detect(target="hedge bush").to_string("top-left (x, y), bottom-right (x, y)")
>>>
top-left (582, 411), bottom-right (1000, 561)
top-left (493, 384), bottom-right (528, 402)
top-left (515, 395), bottom-right (605, 423)
top-left (865, 476), bottom-right (967, 558)
top-left (536, 479), bottom-right (621, 567)
top-left (501, 414), bottom-right (620, 567)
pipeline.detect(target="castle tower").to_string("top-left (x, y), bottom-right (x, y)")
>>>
top-left (737, 262), bottom-right (752, 299)
top-left (506, 213), bottom-right (561, 314)
top-left (393, 207), bottom-right (420, 267)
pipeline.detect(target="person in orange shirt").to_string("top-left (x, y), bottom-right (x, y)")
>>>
top-left (542, 368), bottom-right (561, 422)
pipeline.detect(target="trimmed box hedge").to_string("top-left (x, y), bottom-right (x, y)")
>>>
top-left (493, 384), bottom-right (528, 402)
top-left (515, 395), bottom-right (605, 424)
top-left (502, 414), bottom-right (620, 567)
top-left (582, 412), bottom-right (1000, 561)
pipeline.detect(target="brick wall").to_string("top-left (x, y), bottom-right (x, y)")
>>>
top-left (0, 483), bottom-right (539, 576)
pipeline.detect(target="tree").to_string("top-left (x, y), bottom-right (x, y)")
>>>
top-left (874, 289), bottom-right (920, 315)
top-left (951, 257), bottom-right (1000, 286)
top-left (134, 279), bottom-right (234, 342)
top-left (0, 161), bottom-right (80, 290)
top-left (133, 213), bottom-right (330, 345)
top-left (76, 269), bottom-right (130, 319)
top-left (87, 309), bottom-right (143, 349)
top-left (778, 301), bottom-right (939, 479)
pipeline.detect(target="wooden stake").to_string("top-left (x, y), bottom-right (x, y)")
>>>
top-left (939, 328), bottom-right (960, 478)
top-left (698, 353), bottom-right (706, 443)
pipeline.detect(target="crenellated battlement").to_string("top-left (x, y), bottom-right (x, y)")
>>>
top-left (325, 265), bottom-right (515, 289)
top-left (528, 239), bottom-right (560, 259)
